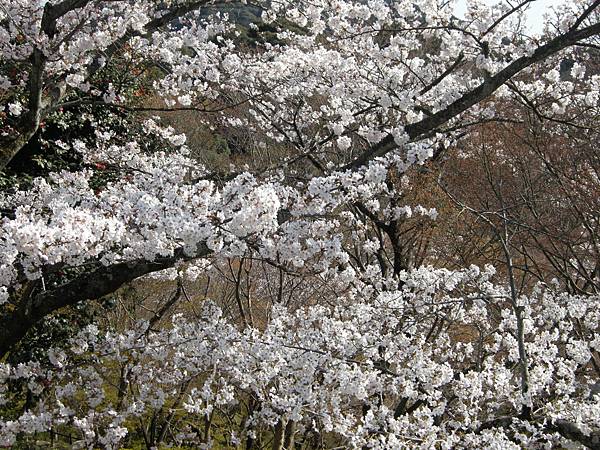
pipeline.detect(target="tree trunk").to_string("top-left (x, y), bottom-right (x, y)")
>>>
top-left (271, 418), bottom-right (286, 450)
top-left (283, 420), bottom-right (296, 449)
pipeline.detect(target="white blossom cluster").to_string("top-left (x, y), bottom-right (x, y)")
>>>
top-left (0, 0), bottom-right (599, 448)
top-left (0, 133), bottom-right (406, 290)
top-left (1, 268), bottom-right (599, 448)
top-left (2, 0), bottom-right (598, 153)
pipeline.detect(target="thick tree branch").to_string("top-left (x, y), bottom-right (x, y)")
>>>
top-left (344, 20), bottom-right (600, 170)
top-left (0, 243), bottom-right (210, 357)
top-left (478, 415), bottom-right (600, 449)
top-left (547, 418), bottom-right (600, 449)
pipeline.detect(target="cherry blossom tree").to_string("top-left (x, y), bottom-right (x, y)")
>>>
top-left (1, 0), bottom-right (600, 448)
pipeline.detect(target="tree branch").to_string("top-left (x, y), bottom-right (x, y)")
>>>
top-left (0, 0), bottom-right (214, 169)
top-left (546, 418), bottom-right (600, 450)
top-left (344, 20), bottom-right (600, 170)
top-left (0, 243), bottom-right (210, 357)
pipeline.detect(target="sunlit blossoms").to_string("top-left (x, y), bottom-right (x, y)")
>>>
top-left (1, 268), bottom-right (599, 448)
top-left (1, 0), bottom-right (599, 448)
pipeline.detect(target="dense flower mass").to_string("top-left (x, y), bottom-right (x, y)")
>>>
top-left (1, 269), bottom-right (599, 448)
top-left (0, 0), bottom-right (599, 448)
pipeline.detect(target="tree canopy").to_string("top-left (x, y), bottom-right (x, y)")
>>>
top-left (1, 0), bottom-right (600, 448)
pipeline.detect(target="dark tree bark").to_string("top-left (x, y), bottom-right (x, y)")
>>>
top-left (0, 244), bottom-right (209, 357)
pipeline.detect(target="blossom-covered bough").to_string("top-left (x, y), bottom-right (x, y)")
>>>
top-left (1, 0), bottom-right (600, 448)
